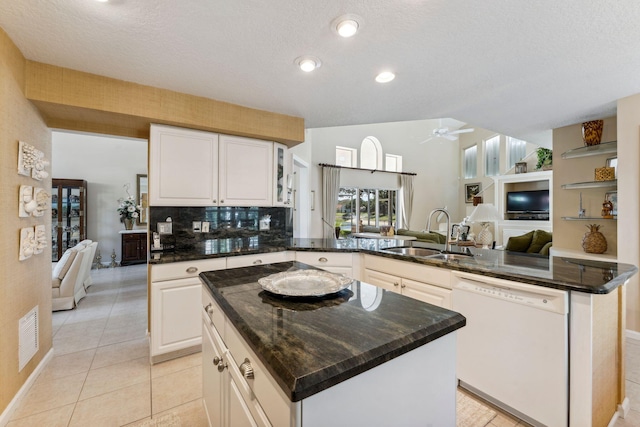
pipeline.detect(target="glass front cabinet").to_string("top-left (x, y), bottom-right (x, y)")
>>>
top-left (52, 179), bottom-right (87, 262)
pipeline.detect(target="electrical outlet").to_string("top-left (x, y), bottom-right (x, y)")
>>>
top-left (192, 221), bottom-right (202, 232)
top-left (202, 221), bottom-right (210, 232)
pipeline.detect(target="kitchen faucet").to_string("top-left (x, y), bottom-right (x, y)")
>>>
top-left (426, 208), bottom-right (451, 252)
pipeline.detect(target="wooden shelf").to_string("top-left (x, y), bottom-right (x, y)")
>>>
top-left (561, 180), bottom-right (617, 190)
top-left (561, 141), bottom-right (617, 159)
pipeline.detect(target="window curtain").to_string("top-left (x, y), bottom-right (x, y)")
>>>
top-left (322, 167), bottom-right (341, 239)
top-left (398, 174), bottom-right (414, 230)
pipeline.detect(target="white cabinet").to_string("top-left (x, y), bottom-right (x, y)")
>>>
top-left (151, 258), bottom-right (226, 363)
top-left (273, 143), bottom-right (290, 206)
top-left (295, 251), bottom-right (354, 277)
top-left (219, 135), bottom-right (273, 207)
top-left (226, 251), bottom-right (292, 269)
top-left (363, 255), bottom-right (452, 308)
top-left (202, 288), bottom-right (282, 427)
top-left (149, 124), bottom-right (219, 206)
top-left (150, 125), bottom-right (275, 207)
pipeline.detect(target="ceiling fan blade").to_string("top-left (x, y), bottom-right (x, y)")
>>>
top-left (449, 128), bottom-right (475, 135)
top-left (419, 137), bottom-right (435, 144)
top-left (443, 134), bottom-right (457, 141)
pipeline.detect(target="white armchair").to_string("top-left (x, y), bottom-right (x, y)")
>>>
top-left (52, 240), bottom-right (94, 311)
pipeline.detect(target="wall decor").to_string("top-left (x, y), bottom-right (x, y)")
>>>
top-left (34, 225), bottom-right (47, 255)
top-left (606, 157), bottom-right (618, 178)
top-left (33, 188), bottom-right (49, 217)
top-left (605, 191), bottom-right (617, 216)
top-left (19, 227), bottom-right (36, 261)
top-left (465, 183), bottom-right (481, 203)
top-left (18, 185), bottom-right (36, 217)
top-left (17, 141), bottom-right (49, 180)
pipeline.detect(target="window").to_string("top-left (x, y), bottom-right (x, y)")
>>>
top-left (336, 146), bottom-right (357, 167)
top-left (360, 136), bottom-right (383, 169)
top-left (485, 136), bottom-right (500, 177)
top-left (385, 154), bottom-right (403, 172)
top-left (464, 145), bottom-right (477, 179)
top-left (507, 137), bottom-right (527, 169)
top-left (335, 187), bottom-right (397, 236)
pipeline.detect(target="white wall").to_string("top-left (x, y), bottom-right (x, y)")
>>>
top-left (304, 119), bottom-right (462, 237)
top-left (52, 131), bottom-right (147, 264)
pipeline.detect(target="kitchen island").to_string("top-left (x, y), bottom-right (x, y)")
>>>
top-left (199, 261), bottom-right (466, 427)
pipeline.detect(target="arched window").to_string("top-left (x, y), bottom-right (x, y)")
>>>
top-left (360, 136), bottom-right (383, 169)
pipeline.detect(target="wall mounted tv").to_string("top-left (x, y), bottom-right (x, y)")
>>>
top-left (506, 190), bottom-right (550, 214)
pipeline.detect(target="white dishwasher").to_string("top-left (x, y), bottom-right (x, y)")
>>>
top-left (452, 272), bottom-right (569, 427)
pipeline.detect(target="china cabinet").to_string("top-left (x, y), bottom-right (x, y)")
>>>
top-left (51, 179), bottom-right (87, 262)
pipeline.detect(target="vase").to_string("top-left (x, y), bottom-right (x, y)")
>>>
top-left (335, 226), bottom-right (341, 239)
top-left (582, 224), bottom-right (607, 254)
top-left (124, 218), bottom-right (134, 230)
top-left (581, 120), bottom-right (603, 146)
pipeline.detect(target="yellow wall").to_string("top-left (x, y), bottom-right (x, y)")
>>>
top-left (617, 95), bottom-right (640, 332)
top-left (0, 28), bottom-right (52, 414)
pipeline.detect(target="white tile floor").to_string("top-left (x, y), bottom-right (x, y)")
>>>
top-left (7, 265), bottom-right (639, 426)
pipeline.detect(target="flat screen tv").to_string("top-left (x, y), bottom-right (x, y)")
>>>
top-left (506, 190), bottom-right (550, 213)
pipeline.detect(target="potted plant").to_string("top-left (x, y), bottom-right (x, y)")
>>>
top-left (117, 196), bottom-right (141, 230)
top-left (536, 148), bottom-right (553, 170)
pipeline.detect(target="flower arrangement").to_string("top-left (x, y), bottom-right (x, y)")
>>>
top-left (117, 196), bottom-right (141, 222)
top-left (117, 184), bottom-right (141, 224)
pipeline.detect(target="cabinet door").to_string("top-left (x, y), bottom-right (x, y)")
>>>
top-left (226, 378), bottom-right (260, 427)
top-left (151, 278), bottom-right (202, 356)
top-left (121, 235), bottom-right (140, 264)
top-left (203, 322), bottom-right (224, 427)
top-left (273, 143), bottom-right (289, 206)
top-left (401, 278), bottom-right (452, 309)
top-left (219, 135), bottom-right (273, 206)
top-left (149, 124), bottom-right (219, 206)
top-left (363, 269), bottom-right (401, 293)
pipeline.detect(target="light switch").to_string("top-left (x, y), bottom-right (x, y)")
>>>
top-left (192, 221), bottom-right (202, 232)
top-left (202, 222), bottom-right (210, 232)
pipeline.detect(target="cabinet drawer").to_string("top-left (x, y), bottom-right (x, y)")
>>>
top-left (224, 322), bottom-right (292, 427)
top-left (295, 251), bottom-right (353, 267)
top-left (363, 255), bottom-right (451, 289)
top-left (226, 252), bottom-right (290, 269)
top-left (202, 287), bottom-right (226, 338)
top-left (151, 258), bottom-right (227, 282)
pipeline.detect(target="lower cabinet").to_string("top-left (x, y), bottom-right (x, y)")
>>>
top-left (363, 255), bottom-right (452, 309)
top-left (294, 251), bottom-right (354, 277)
top-left (150, 258), bottom-right (226, 363)
top-left (121, 232), bottom-right (147, 266)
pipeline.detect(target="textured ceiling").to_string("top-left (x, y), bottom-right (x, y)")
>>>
top-left (1, 0), bottom-right (640, 146)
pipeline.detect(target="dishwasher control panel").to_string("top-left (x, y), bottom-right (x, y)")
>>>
top-left (453, 274), bottom-right (568, 314)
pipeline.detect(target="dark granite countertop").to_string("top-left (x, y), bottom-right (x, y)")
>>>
top-left (200, 261), bottom-right (466, 402)
top-left (152, 237), bottom-right (638, 294)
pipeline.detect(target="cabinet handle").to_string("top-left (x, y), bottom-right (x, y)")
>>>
top-left (394, 282), bottom-right (399, 287)
top-left (186, 266), bottom-right (198, 274)
top-left (220, 200), bottom-right (224, 204)
top-left (217, 360), bottom-right (228, 372)
top-left (401, 284), bottom-right (406, 289)
top-left (318, 257), bottom-right (328, 263)
top-left (253, 259), bottom-right (263, 265)
top-left (204, 303), bottom-right (214, 317)
top-left (213, 356), bottom-right (221, 365)
top-left (240, 358), bottom-right (254, 379)
top-left (213, 199), bottom-right (217, 204)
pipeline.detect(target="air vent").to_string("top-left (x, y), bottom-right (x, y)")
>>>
top-left (19, 306), bottom-right (39, 372)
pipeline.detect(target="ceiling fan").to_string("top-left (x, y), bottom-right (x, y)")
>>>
top-left (420, 127), bottom-right (474, 144)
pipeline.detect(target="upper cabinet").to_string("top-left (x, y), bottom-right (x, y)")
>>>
top-left (149, 124), bottom-right (219, 206)
top-left (218, 135), bottom-right (273, 207)
top-left (150, 125), bottom-right (276, 207)
top-left (273, 142), bottom-right (290, 206)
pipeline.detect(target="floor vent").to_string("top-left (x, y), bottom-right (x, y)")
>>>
top-left (19, 306), bottom-right (39, 372)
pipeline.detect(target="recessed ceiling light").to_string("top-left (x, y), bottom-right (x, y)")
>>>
top-left (332, 14), bottom-right (363, 38)
top-left (295, 56), bottom-right (321, 72)
top-left (375, 71), bottom-right (395, 83)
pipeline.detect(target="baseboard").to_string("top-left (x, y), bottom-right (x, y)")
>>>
top-left (0, 348), bottom-right (54, 427)
top-left (608, 397), bottom-right (630, 427)
top-left (626, 329), bottom-right (640, 341)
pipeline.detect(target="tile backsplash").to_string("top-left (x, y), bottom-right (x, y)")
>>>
top-left (149, 206), bottom-right (292, 251)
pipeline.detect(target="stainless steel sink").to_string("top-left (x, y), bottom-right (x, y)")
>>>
top-left (383, 247), bottom-right (442, 257)
top-left (426, 253), bottom-right (474, 262)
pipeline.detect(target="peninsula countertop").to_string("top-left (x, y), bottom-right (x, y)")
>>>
top-left (152, 237), bottom-right (638, 294)
top-left (199, 261), bottom-right (466, 401)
